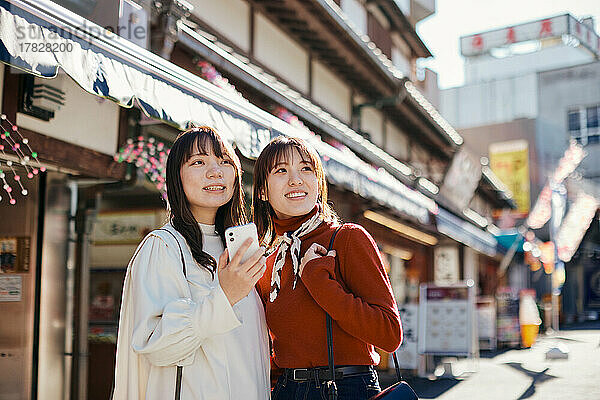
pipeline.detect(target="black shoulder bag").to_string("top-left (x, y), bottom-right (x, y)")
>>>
top-left (325, 226), bottom-right (418, 400)
top-left (157, 228), bottom-right (187, 400)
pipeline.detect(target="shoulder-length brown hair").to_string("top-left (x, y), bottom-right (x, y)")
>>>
top-left (252, 136), bottom-right (338, 246)
top-left (166, 126), bottom-right (247, 277)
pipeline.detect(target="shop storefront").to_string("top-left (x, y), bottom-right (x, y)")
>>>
top-left (0, 1), bottom-right (453, 397)
top-left (563, 213), bottom-right (600, 323)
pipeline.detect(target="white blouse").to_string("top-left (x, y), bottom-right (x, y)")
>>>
top-left (112, 222), bottom-right (270, 400)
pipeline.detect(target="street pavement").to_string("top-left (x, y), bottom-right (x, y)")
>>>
top-left (379, 321), bottom-right (600, 399)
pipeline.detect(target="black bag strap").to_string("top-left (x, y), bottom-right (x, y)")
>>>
top-left (325, 225), bottom-right (343, 400)
top-left (392, 349), bottom-right (402, 383)
top-left (157, 228), bottom-right (186, 400)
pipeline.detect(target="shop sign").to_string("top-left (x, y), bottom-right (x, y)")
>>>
top-left (0, 275), bottom-right (22, 302)
top-left (489, 140), bottom-right (530, 215)
top-left (570, 15), bottom-right (600, 56)
top-left (392, 303), bottom-right (419, 369)
top-left (118, 0), bottom-right (149, 49)
top-left (461, 14), bottom-right (599, 57)
top-left (92, 210), bottom-right (162, 245)
top-left (433, 246), bottom-right (460, 286)
top-left (439, 148), bottom-right (481, 211)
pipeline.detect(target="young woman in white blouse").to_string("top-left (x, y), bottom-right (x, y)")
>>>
top-left (112, 126), bottom-right (270, 400)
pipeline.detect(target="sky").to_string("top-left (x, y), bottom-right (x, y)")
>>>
top-left (416, 0), bottom-right (600, 89)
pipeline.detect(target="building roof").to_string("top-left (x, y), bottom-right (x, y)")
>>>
top-left (371, 0), bottom-right (432, 58)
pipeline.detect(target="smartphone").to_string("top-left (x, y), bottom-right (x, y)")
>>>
top-left (224, 223), bottom-right (260, 263)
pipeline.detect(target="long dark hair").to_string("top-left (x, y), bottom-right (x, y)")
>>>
top-left (252, 136), bottom-right (338, 246)
top-left (166, 126), bottom-right (247, 277)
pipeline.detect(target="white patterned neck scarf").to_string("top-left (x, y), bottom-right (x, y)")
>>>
top-left (269, 211), bottom-right (323, 302)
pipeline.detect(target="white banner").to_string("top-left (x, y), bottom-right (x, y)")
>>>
top-left (556, 193), bottom-right (598, 262)
top-left (440, 148), bottom-right (482, 211)
top-left (527, 141), bottom-right (585, 229)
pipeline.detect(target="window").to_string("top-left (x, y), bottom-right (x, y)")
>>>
top-left (587, 106), bottom-right (599, 132)
top-left (568, 110), bottom-right (580, 133)
top-left (367, 8), bottom-right (392, 58)
top-left (567, 105), bottom-right (600, 145)
top-left (588, 135), bottom-right (600, 145)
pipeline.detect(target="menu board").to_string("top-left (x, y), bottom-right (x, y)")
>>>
top-left (0, 275), bottom-right (22, 301)
top-left (496, 287), bottom-right (520, 345)
top-left (418, 283), bottom-right (476, 356)
top-left (392, 303), bottom-right (419, 369)
top-left (477, 296), bottom-right (497, 350)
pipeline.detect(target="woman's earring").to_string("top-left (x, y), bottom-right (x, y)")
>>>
top-left (261, 192), bottom-right (268, 201)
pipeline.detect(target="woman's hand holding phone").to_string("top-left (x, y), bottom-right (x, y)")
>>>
top-left (218, 238), bottom-right (266, 305)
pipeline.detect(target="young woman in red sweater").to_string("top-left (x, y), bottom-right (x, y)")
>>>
top-left (252, 136), bottom-right (402, 399)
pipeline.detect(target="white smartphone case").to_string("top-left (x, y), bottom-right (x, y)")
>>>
top-left (224, 223), bottom-right (260, 263)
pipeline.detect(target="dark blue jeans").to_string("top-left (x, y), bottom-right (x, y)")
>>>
top-left (271, 368), bottom-right (381, 400)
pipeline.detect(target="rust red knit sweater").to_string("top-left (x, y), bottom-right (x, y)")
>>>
top-left (256, 210), bottom-right (402, 368)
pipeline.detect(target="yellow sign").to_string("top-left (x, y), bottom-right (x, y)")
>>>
top-left (489, 140), bottom-right (530, 214)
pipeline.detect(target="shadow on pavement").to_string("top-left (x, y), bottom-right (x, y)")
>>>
top-left (479, 347), bottom-right (514, 358)
top-left (550, 336), bottom-right (585, 343)
top-left (378, 372), bottom-right (461, 399)
top-left (504, 362), bottom-right (557, 399)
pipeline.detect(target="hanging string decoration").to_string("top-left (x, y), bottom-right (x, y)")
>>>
top-left (272, 105), bottom-right (364, 158)
top-left (113, 136), bottom-right (169, 199)
top-left (0, 114), bottom-right (45, 205)
top-left (195, 59), bottom-right (334, 141)
top-left (195, 60), bottom-right (243, 99)
top-left (273, 106), bottom-right (308, 131)
top-left (194, 59), bottom-right (378, 170)
top-left (190, 58), bottom-right (436, 214)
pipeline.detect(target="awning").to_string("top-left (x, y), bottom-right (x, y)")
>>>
top-left (0, 0), bottom-right (274, 158)
top-left (314, 144), bottom-right (434, 225)
top-left (0, 0), bottom-right (435, 223)
top-left (435, 208), bottom-right (498, 257)
top-left (494, 229), bottom-right (524, 253)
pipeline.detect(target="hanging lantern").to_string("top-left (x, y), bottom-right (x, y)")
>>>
top-left (539, 242), bottom-right (555, 274)
top-left (524, 250), bottom-right (541, 272)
